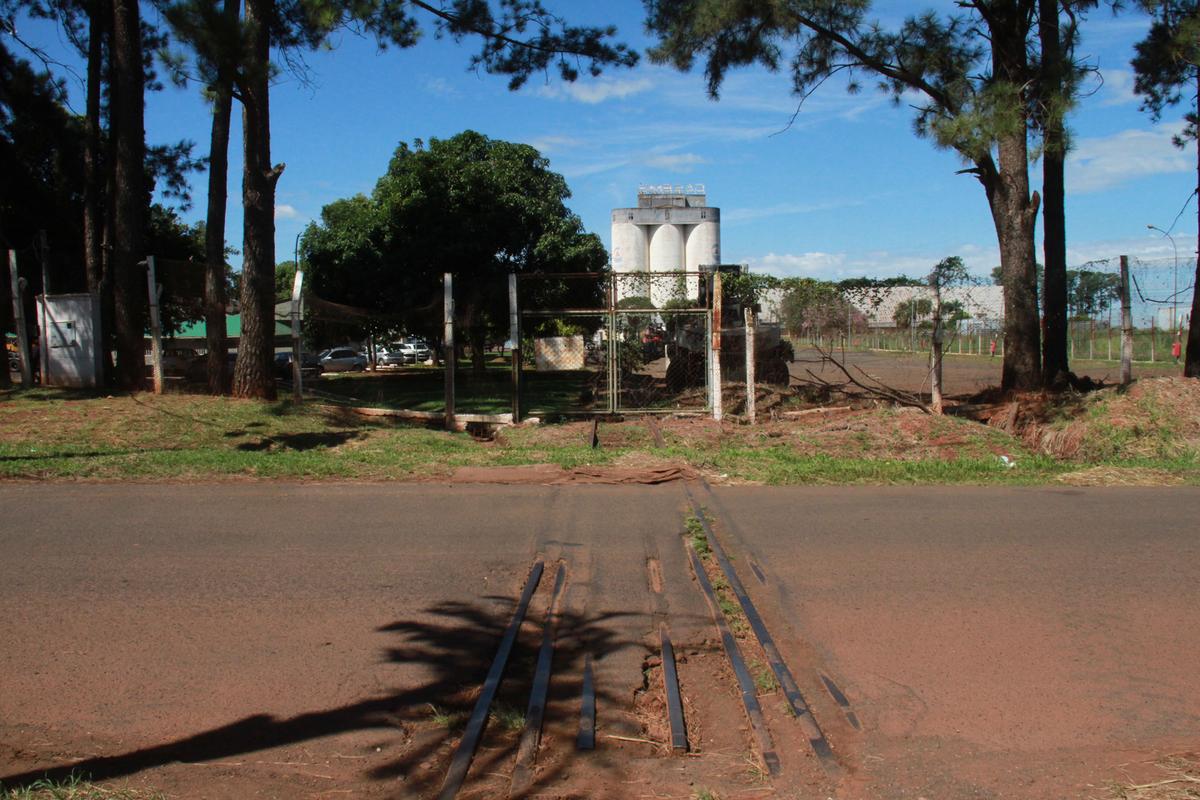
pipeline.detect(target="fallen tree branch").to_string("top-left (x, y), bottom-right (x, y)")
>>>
top-left (802, 344), bottom-right (931, 413)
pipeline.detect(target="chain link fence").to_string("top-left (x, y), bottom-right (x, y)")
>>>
top-left (518, 271), bottom-right (712, 415)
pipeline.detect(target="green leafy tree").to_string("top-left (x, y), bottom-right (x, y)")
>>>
top-left (927, 256), bottom-right (971, 411)
top-left (893, 297), bottom-right (934, 329)
top-left (1066, 269), bottom-right (1120, 318)
top-left (169, 0), bottom-right (635, 399)
top-left (1133, 0), bottom-right (1200, 376)
top-left (779, 278), bottom-right (850, 338)
top-left (645, 0), bottom-right (1050, 391)
top-left (304, 131), bottom-right (608, 375)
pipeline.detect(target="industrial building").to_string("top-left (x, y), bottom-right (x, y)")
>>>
top-left (611, 184), bottom-right (720, 306)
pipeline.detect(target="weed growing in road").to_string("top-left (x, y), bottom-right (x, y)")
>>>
top-left (743, 752), bottom-right (770, 783)
top-left (750, 660), bottom-right (779, 694)
top-left (490, 703), bottom-right (525, 732)
top-left (1104, 753), bottom-right (1199, 799)
top-left (426, 703), bottom-right (467, 730)
top-left (0, 773), bottom-right (164, 799)
top-left (685, 512), bottom-right (710, 556)
top-left (692, 790), bottom-right (722, 800)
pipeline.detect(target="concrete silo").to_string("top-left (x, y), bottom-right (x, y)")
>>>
top-left (611, 184), bottom-right (720, 306)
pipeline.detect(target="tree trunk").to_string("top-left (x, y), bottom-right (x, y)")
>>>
top-left (232, 0), bottom-right (279, 399)
top-left (1186, 116), bottom-right (1200, 377)
top-left (205, 0), bottom-right (240, 395)
top-left (1039, 0), bottom-right (1069, 386)
top-left (84, 0), bottom-right (105, 296)
top-left (986, 135), bottom-right (1042, 392)
top-left (110, 0), bottom-right (146, 390)
top-left (0, 258), bottom-right (10, 389)
top-left (984, 6), bottom-right (1042, 393)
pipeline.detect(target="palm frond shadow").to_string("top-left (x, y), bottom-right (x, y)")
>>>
top-left (0, 598), bottom-right (646, 799)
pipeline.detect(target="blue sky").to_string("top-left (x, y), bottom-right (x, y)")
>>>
top-left (9, 0), bottom-right (1196, 281)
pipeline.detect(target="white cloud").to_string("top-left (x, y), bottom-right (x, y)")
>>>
top-left (423, 77), bottom-right (461, 98)
top-left (740, 245), bottom-right (1002, 281)
top-left (724, 198), bottom-right (868, 223)
top-left (643, 152), bottom-right (707, 173)
top-left (537, 77), bottom-right (653, 104)
top-left (1067, 122), bottom-right (1191, 193)
top-left (754, 252), bottom-right (848, 275)
top-left (274, 204), bottom-right (299, 220)
top-left (528, 135), bottom-right (583, 154)
top-left (1098, 69), bottom-right (1139, 107)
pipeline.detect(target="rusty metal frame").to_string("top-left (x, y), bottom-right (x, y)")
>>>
top-left (515, 271), bottom-right (713, 417)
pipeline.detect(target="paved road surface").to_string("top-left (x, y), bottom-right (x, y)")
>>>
top-left (1, 483), bottom-right (1196, 799)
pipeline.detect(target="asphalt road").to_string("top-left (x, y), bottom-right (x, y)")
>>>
top-left (705, 484), bottom-right (1200, 799)
top-left (1, 483), bottom-right (1197, 799)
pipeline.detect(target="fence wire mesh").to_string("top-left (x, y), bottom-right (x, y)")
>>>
top-left (518, 271), bottom-right (712, 415)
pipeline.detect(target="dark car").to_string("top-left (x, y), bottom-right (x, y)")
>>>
top-left (184, 351), bottom-right (235, 383)
top-left (274, 351), bottom-right (323, 380)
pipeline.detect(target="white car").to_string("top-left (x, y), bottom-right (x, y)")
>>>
top-left (398, 341), bottom-right (433, 363)
top-left (320, 347), bottom-right (367, 372)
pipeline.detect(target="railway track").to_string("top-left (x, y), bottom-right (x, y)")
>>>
top-left (429, 482), bottom-right (858, 799)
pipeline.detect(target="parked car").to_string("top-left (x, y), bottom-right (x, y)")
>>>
top-left (145, 346), bottom-right (201, 377)
top-left (185, 351), bottom-right (236, 383)
top-left (397, 341), bottom-right (433, 364)
top-left (320, 347), bottom-right (367, 372)
top-left (274, 351), bottom-right (323, 380)
top-left (378, 348), bottom-right (412, 367)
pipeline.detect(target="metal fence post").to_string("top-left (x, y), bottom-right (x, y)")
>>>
top-left (444, 272), bottom-right (456, 430)
top-left (290, 269), bottom-right (304, 402)
top-left (607, 275), bottom-right (617, 413)
top-left (38, 231), bottom-right (51, 385)
top-left (711, 270), bottom-right (723, 421)
top-left (9, 250), bottom-right (32, 387)
top-left (744, 306), bottom-right (756, 424)
top-left (146, 255), bottom-right (164, 394)
top-left (509, 273), bottom-right (520, 422)
top-left (1120, 255), bottom-right (1133, 385)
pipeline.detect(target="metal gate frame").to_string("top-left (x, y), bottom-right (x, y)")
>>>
top-left (515, 271), bottom-right (712, 418)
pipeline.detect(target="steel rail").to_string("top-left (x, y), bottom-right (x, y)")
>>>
top-left (659, 623), bottom-right (688, 753)
top-left (510, 563), bottom-right (567, 795)
top-left (686, 542), bottom-right (781, 776)
top-left (437, 559), bottom-right (545, 800)
top-left (684, 486), bottom-right (841, 775)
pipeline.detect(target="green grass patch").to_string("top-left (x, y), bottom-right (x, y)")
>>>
top-left (684, 512), bottom-right (710, 555)
top-left (2, 386), bottom-right (1195, 486)
top-left (750, 660), bottom-right (779, 694)
top-left (0, 774), bottom-right (163, 800)
top-left (489, 703), bottom-right (525, 732)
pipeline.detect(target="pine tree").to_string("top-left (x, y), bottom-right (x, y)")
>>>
top-left (645, 0), bottom-right (1048, 390)
top-left (1133, 0), bottom-right (1200, 378)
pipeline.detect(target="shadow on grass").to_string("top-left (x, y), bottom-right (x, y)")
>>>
top-left (0, 596), bottom-right (645, 799)
top-left (0, 448), bottom-right (184, 462)
top-left (235, 431), bottom-right (362, 452)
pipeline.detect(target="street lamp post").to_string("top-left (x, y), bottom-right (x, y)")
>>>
top-left (1147, 224), bottom-right (1179, 333)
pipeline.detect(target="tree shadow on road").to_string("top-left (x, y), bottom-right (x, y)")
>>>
top-left (0, 595), bottom-right (646, 798)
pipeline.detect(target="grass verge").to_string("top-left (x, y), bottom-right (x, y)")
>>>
top-left (1, 387), bottom-right (1196, 485)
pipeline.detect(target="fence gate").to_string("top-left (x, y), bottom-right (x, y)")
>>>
top-left (516, 271), bottom-right (711, 418)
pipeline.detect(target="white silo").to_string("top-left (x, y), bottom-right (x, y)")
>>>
top-left (611, 184), bottom-right (720, 305)
top-left (685, 216), bottom-right (721, 270)
top-left (610, 212), bottom-right (647, 274)
top-left (650, 224), bottom-right (684, 272)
